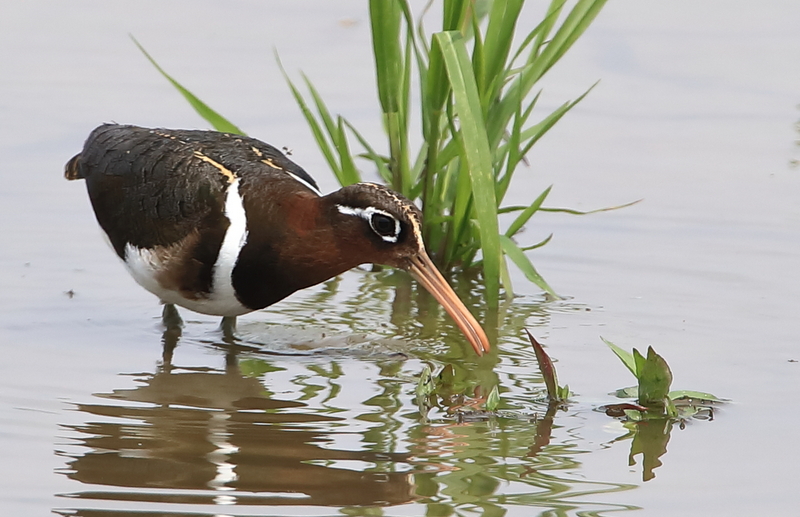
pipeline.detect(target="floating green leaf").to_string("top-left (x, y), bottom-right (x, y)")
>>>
top-left (668, 390), bottom-right (725, 403)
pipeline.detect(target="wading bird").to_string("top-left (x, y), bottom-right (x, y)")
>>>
top-left (66, 124), bottom-right (489, 355)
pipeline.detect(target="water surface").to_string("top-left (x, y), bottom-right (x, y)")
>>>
top-left (1, 1), bottom-right (799, 516)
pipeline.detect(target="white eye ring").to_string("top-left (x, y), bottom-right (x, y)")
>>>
top-left (336, 205), bottom-right (400, 243)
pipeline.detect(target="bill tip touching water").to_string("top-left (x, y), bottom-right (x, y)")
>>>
top-left (65, 124), bottom-right (490, 356)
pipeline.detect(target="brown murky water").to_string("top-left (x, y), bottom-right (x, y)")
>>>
top-left (2, 1), bottom-right (799, 516)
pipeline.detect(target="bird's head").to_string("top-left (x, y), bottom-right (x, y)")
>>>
top-left (325, 183), bottom-right (490, 356)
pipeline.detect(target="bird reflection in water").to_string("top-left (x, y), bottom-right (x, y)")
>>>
top-left (57, 346), bottom-right (418, 511)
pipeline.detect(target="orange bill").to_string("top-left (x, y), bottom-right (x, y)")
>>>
top-left (407, 251), bottom-right (491, 356)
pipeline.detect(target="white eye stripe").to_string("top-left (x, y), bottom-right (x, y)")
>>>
top-left (336, 205), bottom-right (400, 243)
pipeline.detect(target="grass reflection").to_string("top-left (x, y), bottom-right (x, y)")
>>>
top-left (55, 269), bottom-right (641, 516)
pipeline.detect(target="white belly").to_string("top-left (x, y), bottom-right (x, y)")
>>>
top-left (122, 178), bottom-right (251, 317)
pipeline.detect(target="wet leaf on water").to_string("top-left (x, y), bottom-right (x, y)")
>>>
top-left (601, 402), bottom-right (648, 417)
top-left (623, 409), bottom-right (643, 421)
top-left (668, 390), bottom-right (725, 403)
top-left (614, 386), bottom-right (639, 398)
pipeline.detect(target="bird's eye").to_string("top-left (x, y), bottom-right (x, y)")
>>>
top-left (370, 212), bottom-right (398, 239)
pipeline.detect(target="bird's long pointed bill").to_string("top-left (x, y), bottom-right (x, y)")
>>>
top-left (408, 252), bottom-right (490, 356)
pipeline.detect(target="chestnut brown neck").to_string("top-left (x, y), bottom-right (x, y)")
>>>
top-left (230, 185), bottom-right (377, 311)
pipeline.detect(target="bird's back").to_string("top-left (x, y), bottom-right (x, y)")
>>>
top-left (65, 124), bottom-right (319, 258)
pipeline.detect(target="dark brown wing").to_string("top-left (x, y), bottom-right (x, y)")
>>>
top-left (69, 124), bottom-right (231, 259)
top-left (67, 124), bottom-right (319, 260)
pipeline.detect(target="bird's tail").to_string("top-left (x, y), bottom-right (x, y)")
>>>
top-left (64, 154), bottom-right (84, 180)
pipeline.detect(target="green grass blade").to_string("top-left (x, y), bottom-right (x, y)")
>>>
top-left (442, 0), bottom-right (470, 32)
top-left (602, 337), bottom-right (638, 377)
top-left (506, 2), bottom-right (563, 68)
top-left (540, 0), bottom-right (607, 72)
top-left (520, 233), bottom-right (553, 251)
top-left (499, 249), bottom-right (514, 298)
top-left (505, 185), bottom-right (552, 237)
top-left (342, 119), bottom-right (393, 184)
top-left (434, 30), bottom-right (502, 305)
top-left (301, 74), bottom-right (339, 145)
top-left (470, 15), bottom-right (486, 104)
top-left (516, 82), bottom-right (598, 157)
top-left (277, 59), bottom-right (343, 183)
top-left (530, 0), bottom-right (567, 59)
top-left (495, 87), bottom-right (540, 204)
top-left (335, 117), bottom-right (362, 185)
top-left (499, 235), bottom-right (558, 297)
top-left (132, 36), bottom-right (244, 135)
top-left (299, 75), bottom-right (361, 185)
top-left (369, 0), bottom-right (403, 114)
top-left (539, 198), bottom-right (642, 215)
top-left (487, 0), bottom-right (607, 148)
top-left (482, 0), bottom-right (523, 104)
top-left (370, 0), bottom-right (412, 194)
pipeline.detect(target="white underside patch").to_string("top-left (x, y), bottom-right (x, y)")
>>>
top-left (123, 179), bottom-right (251, 317)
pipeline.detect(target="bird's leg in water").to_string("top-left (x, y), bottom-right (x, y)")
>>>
top-left (162, 303), bottom-right (183, 328)
top-left (220, 316), bottom-right (237, 341)
top-left (160, 303), bottom-right (183, 369)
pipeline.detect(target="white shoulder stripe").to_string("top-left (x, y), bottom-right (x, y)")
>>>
top-left (285, 171), bottom-right (322, 196)
top-left (211, 178), bottom-right (250, 312)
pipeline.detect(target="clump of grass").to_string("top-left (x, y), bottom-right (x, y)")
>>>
top-left (285, 0), bottom-right (611, 306)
